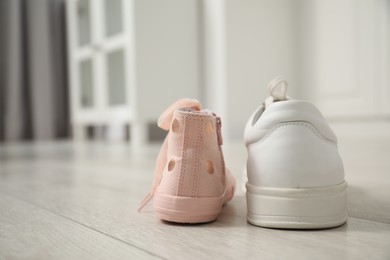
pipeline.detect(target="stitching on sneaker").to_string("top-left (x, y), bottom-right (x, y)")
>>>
top-left (192, 116), bottom-right (203, 197)
top-left (178, 115), bottom-right (188, 196)
top-left (250, 121), bottom-right (337, 146)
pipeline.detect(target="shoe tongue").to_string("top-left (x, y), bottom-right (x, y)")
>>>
top-left (264, 77), bottom-right (290, 109)
top-left (199, 109), bottom-right (216, 115)
top-left (179, 108), bottom-right (216, 117)
top-left (264, 96), bottom-right (278, 108)
top-left (157, 99), bottom-right (201, 130)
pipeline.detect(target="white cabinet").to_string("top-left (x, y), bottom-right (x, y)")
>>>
top-left (66, 0), bottom-right (200, 145)
top-left (67, 0), bottom-right (138, 142)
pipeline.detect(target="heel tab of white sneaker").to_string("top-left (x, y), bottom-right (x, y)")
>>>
top-left (264, 76), bottom-right (291, 109)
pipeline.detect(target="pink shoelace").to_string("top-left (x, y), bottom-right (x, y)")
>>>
top-left (138, 99), bottom-right (201, 212)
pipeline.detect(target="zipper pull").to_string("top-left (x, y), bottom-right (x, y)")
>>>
top-left (216, 117), bottom-right (223, 145)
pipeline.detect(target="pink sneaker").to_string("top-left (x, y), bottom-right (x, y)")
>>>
top-left (139, 99), bottom-right (236, 223)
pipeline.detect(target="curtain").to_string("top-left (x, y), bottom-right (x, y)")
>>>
top-left (0, 0), bottom-right (69, 142)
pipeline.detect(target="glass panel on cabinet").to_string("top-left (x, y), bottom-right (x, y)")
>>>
top-left (79, 59), bottom-right (94, 107)
top-left (107, 49), bottom-right (126, 105)
top-left (77, 0), bottom-right (91, 46)
top-left (104, 0), bottom-right (123, 37)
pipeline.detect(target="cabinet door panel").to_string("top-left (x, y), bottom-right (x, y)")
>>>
top-left (76, 0), bottom-right (91, 47)
top-left (104, 0), bottom-right (124, 37)
top-left (79, 59), bottom-right (94, 107)
top-left (106, 49), bottom-right (126, 106)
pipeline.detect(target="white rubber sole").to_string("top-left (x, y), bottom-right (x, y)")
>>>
top-left (153, 180), bottom-right (236, 224)
top-left (246, 181), bottom-right (348, 229)
top-left (154, 193), bottom-right (224, 223)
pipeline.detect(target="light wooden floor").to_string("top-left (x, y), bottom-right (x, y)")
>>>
top-left (0, 134), bottom-right (390, 259)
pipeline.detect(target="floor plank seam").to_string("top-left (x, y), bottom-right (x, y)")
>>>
top-left (348, 216), bottom-right (390, 225)
top-left (0, 191), bottom-right (169, 260)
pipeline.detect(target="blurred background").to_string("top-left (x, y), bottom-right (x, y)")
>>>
top-left (0, 0), bottom-right (389, 146)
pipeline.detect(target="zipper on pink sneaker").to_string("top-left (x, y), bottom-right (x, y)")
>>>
top-left (216, 116), bottom-right (223, 145)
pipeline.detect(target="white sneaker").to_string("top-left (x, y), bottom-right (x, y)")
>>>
top-left (244, 77), bottom-right (348, 229)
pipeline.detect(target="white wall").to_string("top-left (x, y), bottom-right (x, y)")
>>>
top-left (296, 0), bottom-right (390, 119)
top-left (202, 0), bottom-right (390, 139)
top-left (134, 0), bottom-right (200, 122)
top-left (225, 0), bottom-right (298, 138)
top-left (202, 0), bottom-right (298, 139)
